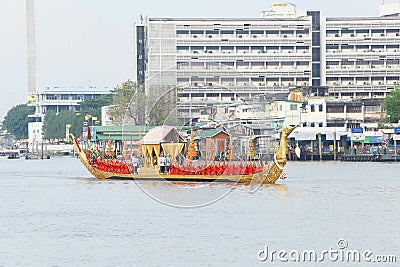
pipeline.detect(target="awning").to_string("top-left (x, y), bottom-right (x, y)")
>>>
top-left (364, 136), bottom-right (382, 144)
top-left (292, 127), bottom-right (347, 141)
top-left (294, 132), bottom-right (316, 140)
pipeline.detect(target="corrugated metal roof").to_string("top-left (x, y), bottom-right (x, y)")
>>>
top-left (140, 126), bottom-right (185, 144)
top-left (97, 134), bottom-right (142, 141)
top-left (95, 125), bottom-right (154, 133)
top-left (197, 129), bottom-right (229, 137)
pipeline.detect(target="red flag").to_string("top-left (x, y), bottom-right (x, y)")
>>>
top-left (87, 120), bottom-right (92, 141)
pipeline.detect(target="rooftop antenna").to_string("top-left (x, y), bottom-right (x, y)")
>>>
top-left (140, 14), bottom-right (143, 24)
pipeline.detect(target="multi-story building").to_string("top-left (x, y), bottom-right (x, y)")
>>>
top-left (134, 2), bottom-right (400, 124)
top-left (27, 86), bottom-right (112, 144)
top-left (301, 97), bottom-right (384, 130)
top-left (32, 86), bottom-right (112, 115)
top-left (133, 16), bottom-right (147, 86)
top-left (323, 15), bottom-right (400, 98)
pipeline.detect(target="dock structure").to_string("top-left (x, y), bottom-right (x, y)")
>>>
top-left (341, 154), bottom-right (381, 162)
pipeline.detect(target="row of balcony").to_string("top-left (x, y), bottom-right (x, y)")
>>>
top-left (326, 65), bottom-right (400, 70)
top-left (326, 32), bottom-right (400, 38)
top-left (177, 49), bottom-right (310, 55)
top-left (175, 55), bottom-right (312, 61)
top-left (176, 34), bottom-right (310, 39)
top-left (326, 49), bottom-right (399, 54)
top-left (175, 70), bottom-right (311, 77)
top-left (176, 39), bottom-right (311, 46)
top-left (177, 64), bottom-right (310, 70)
top-left (326, 81), bottom-right (399, 86)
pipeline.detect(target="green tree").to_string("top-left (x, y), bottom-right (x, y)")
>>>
top-left (42, 94), bottom-right (112, 140)
top-left (79, 94), bottom-right (113, 119)
top-left (43, 110), bottom-right (82, 140)
top-left (383, 86), bottom-right (400, 123)
top-left (146, 85), bottom-right (178, 126)
top-left (108, 80), bottom-right (147, 125)
top-left (3, 104), bottom-right (35, 139)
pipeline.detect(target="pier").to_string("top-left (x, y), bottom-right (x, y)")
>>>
top-left (340, 154), bottom-right (381, 162)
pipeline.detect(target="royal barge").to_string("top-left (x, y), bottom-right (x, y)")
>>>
top-left (73, 126), bottom-right (297, 184)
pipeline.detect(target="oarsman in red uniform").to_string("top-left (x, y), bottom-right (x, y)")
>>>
top-left (241, 162), bottom-right (247, 175)
top-left (216, 162), bottom-right (222, 176)
top-left (226, 163), bottom-right (232, 176)
top-left (221, 162), bottom-right (227, 175)
top-left (205, 164), bottom-right (211, 175)
top-left (231, 163), bottom-right (237, 175)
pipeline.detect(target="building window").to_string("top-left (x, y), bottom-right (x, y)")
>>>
top-left (310, 105), bottom-right (315, 112)
top-left (347, 106), bottom-right (362, 113)
top-left (290, 104), bottom-right (297, 110)
top-left (71, 95), bottom-right (81, 100)
top-left (319, 104), bottom-right (323, 112)
top-left (46, 95), bottom-right (57, 100)
top-left (61, 95), bottom-right (69, 100)
top-left (327, 106), bottom-right (344, 113)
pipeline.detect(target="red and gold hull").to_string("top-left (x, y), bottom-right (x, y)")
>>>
top-left (72, 125), bottom-right (297, 184)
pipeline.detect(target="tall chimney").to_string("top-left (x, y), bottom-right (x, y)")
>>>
top-left (26, 0), bottom-right (36, 94)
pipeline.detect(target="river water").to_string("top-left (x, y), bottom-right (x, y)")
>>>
top-left (0, 157), bottom-right (399, 266)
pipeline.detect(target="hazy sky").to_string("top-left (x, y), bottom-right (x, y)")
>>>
top-left (0, 0), bottom-right (394, 119)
